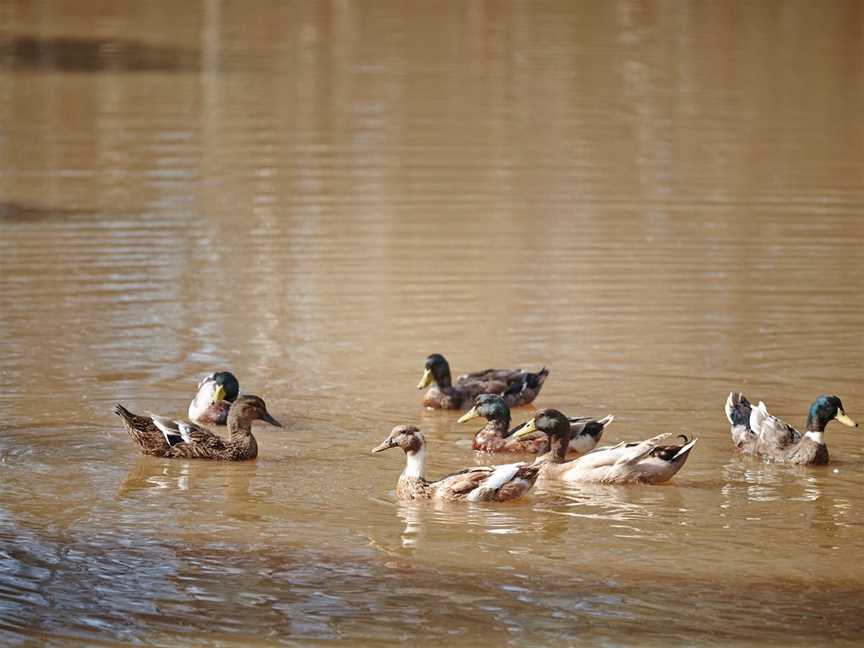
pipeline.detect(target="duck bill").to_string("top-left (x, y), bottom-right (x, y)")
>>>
top-left (371, 439), bottom-right (397, 453)
top-left (835, 411), bottom-right (858, 427)
top-left (457, 406), bottom-right (480, 424)
top-left (261, 412), bottom-right (282, 427)
top-left (417, 368), bottom-right (433, 390)
top-left (511, 418), bottom-right (538, 439)
top-left (212, 384), bottom-right (227, 403)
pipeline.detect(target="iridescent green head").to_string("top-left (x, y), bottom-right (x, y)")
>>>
top-left (806, 395), bottom-right (858, 432)
top-left (457, 393), bottom-right (511, 426)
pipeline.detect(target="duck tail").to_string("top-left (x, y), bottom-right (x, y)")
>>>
top-left (725, 392), bottom-right (752, 429)
top-left (503, 366), bottom-right (550, 399)
top-left (529, 367), bottom-right (550, 389)
top-left (672, 437), bottom-right (698, 462)
top-left (598, 414), bottom-right (615, 428)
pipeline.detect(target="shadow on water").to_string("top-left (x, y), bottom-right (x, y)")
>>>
top-left (0, 201), bottom-right (100, 223)
top-left (0, 34), bottom-right (200, 73)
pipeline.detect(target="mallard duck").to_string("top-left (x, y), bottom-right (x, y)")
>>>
top-left (513, 409), bottom-right (697, 484)
top-left (417, 353), bottom-right (549, 410)
top-left (725, 393), bottom-right (857, 465)
top-left (457, 393), bottom-right (614, 455)
top-left (114, 395), bottom-right (281, 460)
top-left (371, 425), bottom-right (540, 501)
top-left (188, 371), bottom-right (240, 426)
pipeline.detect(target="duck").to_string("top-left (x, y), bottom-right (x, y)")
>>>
top-left (113, 395), bottom-right (281, 460)
top-left (725, 392), bottom-right (857, 465)
top-left (457, 393), bottom-right (614, 455)
top-left (187, 371), bottom-right (240, 426)
top-left (417, 353), bottom-right (549, 410)
top-left (512, 409), bottom-right (697, 484)
top-left (371, 425), bottom-right (540, 502)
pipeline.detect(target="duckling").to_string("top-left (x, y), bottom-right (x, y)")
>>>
top-left (371, 425), bottom-right (539, 502)
top-left (457, 393), bottom-right (614, 455)
top-left (725, 393), bottom-right (857, 465)
top-left (188, 371), bottom-right (240, 426)
top-left (513, 409), bottom-right (697, 484)
top-left (113, 395), bottom-right (281, 460)
top-left (417, 353), bottom-right (549, 410)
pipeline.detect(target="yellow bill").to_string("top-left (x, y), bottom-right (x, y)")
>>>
top-left (417, 368), bottom-right (433, 390)
top-left (212, 384), bottom-right (226, 403)
top-left (457, 406), bottom-right (480, 423)
top-left (512, 417), bottom-right (538, 439)
top-left (835, 411), bottom-right (858, 427)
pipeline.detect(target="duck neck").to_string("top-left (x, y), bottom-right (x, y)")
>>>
top-left (805, 413), bottom-right (829, 433)
top-left (551, 434), bottom-right (571, 463)
top-left (434, 366), bottom-right (452, 389)
top-left (403, 447), bottom-right (427, 480)
top-left (484, 414), bottom-right (512, 438)
top-left (227, 413), bottom-right (253, 441)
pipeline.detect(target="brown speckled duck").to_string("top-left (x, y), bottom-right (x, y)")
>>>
top-left (513, 409), bottom-right (697, 484)
top-left (725, 393), bottom-right (857, 465)
top-left (187, 371), bottom-right (240, 426)
top-left (114, 395), bottom-right (281, 461)
top-left (417, 353), bottom-right (549, 410)
top-left (457, 394), bottom-right (614, 455)
top-left (371, 425), bottom-right (539, 502)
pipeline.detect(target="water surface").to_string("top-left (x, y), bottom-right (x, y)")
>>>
top-left (1, 1), bottom-right (864, 645)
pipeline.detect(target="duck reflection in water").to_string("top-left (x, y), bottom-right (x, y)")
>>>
top-left (116, 456), bottom-right (263, 510)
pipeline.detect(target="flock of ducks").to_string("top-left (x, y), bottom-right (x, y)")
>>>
top-left (114, 355), bottom-right (859, 503)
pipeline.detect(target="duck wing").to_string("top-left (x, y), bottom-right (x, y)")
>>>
top-left (749, 401), bottom-right (800, 455)
top-left (456, 368), bottom-right (517, 383)
top-left (158, 420), bottom-right (231, 458)
top-left (433, 463), bottom-right (538, 501)
top-left (552, 433), bottom-right (679, 483)
top-left (149, 414), bottom-right (189, 446)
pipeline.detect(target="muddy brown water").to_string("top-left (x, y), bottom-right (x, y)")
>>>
top-left (1, 1), bottom-right (864, 646)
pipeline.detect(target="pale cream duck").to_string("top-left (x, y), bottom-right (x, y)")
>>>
top-left (513, 409), bottom-right (697, 484)
top-left (371, 425), bottom-right (539, 502)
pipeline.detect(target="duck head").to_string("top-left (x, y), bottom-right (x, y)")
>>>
top-left (371, 425), bottom-right (425, 455)
top-left (806, 395), bottom-right (857, 432)
top-left (458, 394), bottom-right (511, 426)
top-left (513, 408), bottom-right (572, 460)
top-left (417, 354), bottom-right (452, 389)
top-left (197, 371), bottom-right (240, 404)
top-left (227, 395), bottom-right (282, 429)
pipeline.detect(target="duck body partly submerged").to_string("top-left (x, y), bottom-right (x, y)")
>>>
top-left (514, 409), bottom-right (697, 484)
top-left (458, 394), bottom-right (613, 455)
top-left (725, 392), bottom-right (857, 465)
top-left (114, 395), bottom-right (281, 461)
top-left (371, 425), bottom-right (539, 502)
top-left (417, 354), bottom-right (549, 410)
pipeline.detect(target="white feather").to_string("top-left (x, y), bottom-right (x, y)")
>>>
top-left (150, 415), bottom-right (184, 445)
top-left (804, 430), bottom-right (824, 444)
top-left (749, 401), bottom-right (769, 433)
top-left (188, 380), bottom-right (218, 420)
top-left (175, 421), bottom-right (195, 444)
top-left (724, 392), bottom-right (735, 423)
top-left (673, 438), bottom-right (698, 460)
top-left (403, 447), bottom-right (426, 479)
top-left (467, 462), bottom-right (522, 502)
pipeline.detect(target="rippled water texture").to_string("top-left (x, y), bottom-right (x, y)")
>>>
top-left (2, 1), bottom-right (864, 646)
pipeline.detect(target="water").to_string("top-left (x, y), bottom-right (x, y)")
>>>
top-left (1, 1), bottom-right (864, 645)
